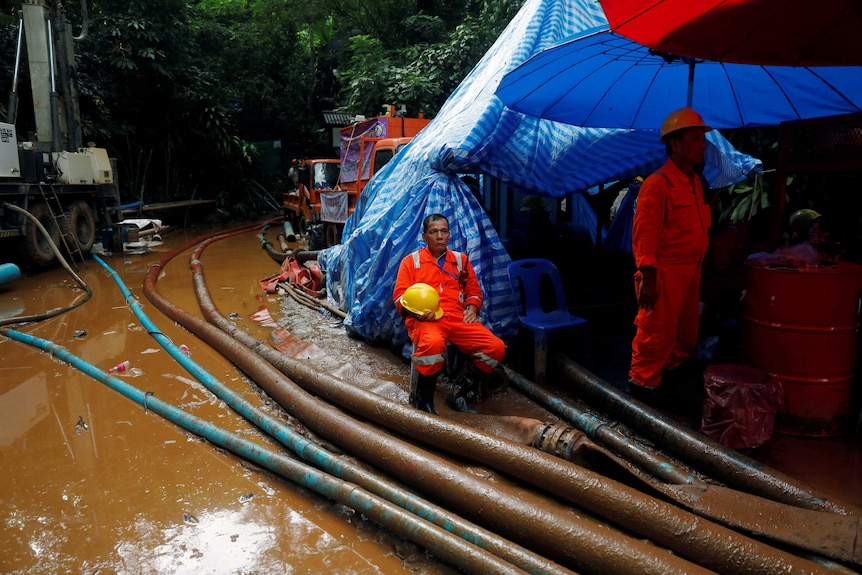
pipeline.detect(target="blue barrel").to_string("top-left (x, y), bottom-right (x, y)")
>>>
top-left (0, 263), bottom-right (21, 287)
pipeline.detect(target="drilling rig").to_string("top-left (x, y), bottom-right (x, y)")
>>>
top-left (1, 0), bottom-right (120, 269)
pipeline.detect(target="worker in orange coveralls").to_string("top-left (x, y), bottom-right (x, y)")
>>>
top-left (393, 213), bottom-right (506, 415)
top-left (629, 108), bottom-right (712, 401)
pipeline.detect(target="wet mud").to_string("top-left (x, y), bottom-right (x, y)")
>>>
top-left (0, 224), bottom-right (455, 574)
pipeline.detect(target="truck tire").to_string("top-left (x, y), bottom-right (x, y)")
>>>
top-left (21, 201), bottom-right (60, 269)
top-left (64, 200), bottom-right (96, 253)
top-left (297, 215), bottom-right (308, 238)
top-left (324, 223), bottom-right (343, 248)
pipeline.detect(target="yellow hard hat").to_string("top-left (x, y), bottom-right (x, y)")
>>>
top-left (401, 283), bottom-right (444, 319)
top-left (660, 107), bottom-right (713, 141)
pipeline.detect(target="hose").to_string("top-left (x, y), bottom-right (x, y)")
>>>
top-left (146, 222), bottom-right (837, 575)
top-left (501, 364), bottom-right (697, 485)
top-left (259, 231), bottom-right (290, 264)
top-left (551, 353), bottom-right (861, 516)
top-left (0, 202), bottom-right (92, 326)
top-left (507, 365), bottom-right (862, 564)
top-left (146, 225), bottom-right (721, 575)
top-left (0, 328), bottom-right (528, 575)
top-left (91, 253), bottom-right (570, 575)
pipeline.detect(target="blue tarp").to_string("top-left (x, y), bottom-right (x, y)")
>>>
top-left (319, 0), bottom-right (761, 349)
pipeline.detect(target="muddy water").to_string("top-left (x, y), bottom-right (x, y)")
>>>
top-left (0, 223), bottom-right (455, 575)
top-left (3, 219), bottom-right (862, 574)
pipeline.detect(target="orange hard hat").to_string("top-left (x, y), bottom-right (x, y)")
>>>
top-left (660, 107), bottom-right (713, 141)
top-left (401, 283), bottom-right (444, 319)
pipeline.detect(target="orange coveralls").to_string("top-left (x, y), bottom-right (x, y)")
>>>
top-left (630, 159), bottom-right (711, 388)
top-left (393, 247), bottom-right (505, 376)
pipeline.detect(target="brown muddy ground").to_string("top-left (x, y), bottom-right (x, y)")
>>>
top-left (0, 221), bottom-right (460, 575)
top-left (1, 216), bottom-right (861, 574)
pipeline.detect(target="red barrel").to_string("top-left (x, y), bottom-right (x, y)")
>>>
top-left (743, 262), bottom-right (862, 436)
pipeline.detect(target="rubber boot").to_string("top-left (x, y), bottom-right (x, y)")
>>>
top-left (409, 368), bottom-right (438, 415)
top-left (446, 364), bottom-right (480, 413)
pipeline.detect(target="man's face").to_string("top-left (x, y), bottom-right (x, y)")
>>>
top-left (422, 219), bottom-right (450, 256)
top-left (673, 127), bottom-right (707, 166)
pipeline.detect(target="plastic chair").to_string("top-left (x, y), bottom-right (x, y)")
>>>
top-left (507, 258), bottom-right (588, 383)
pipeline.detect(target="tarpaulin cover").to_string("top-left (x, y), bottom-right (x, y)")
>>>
top-left (603, 181), bottom-right (639, 253)
top-left (319, 0), bottom-right (761, 348)
top-left (700, 364), bottom-right (784, 449)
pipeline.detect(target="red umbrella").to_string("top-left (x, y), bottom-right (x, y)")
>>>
top-left (600, 0), bottom-right (862, 66)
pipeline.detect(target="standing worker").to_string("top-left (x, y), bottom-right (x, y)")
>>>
top-left (393, 214), bottom-right (506, 414)
top-left (629, 108), bottom-right (712, 400)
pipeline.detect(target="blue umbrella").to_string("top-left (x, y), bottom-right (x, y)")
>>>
top-left (496, 26), bottom-right (862, 130)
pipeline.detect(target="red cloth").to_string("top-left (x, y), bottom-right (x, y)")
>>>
top-left (630, 159), bottom-right (711, 387)
top-left (393, 247), bottom-right (505, 376)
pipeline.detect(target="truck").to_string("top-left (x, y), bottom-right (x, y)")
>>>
top-left (284, 107), bottom-right (430, 248)
top-left (1, 0), bottom-right (121, 270)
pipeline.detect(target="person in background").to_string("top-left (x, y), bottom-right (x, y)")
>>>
top-left (747, 208), bottom-right (838, 268)
top-left (629, 108), bottom-right (712, 402)
top-left (393, 214), bottom-right (506, 414)
top-left (789, 208), bottom-right (822, 245)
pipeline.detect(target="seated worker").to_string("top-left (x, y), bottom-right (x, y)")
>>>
top-left (393, 213), bottom-right (506, 415)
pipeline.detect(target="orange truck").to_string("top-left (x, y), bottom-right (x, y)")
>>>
top-left (284, 107), bottom-right (430, 247)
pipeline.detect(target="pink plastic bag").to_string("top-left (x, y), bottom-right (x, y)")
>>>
top-left (700, 364), bottom-right (783, 449)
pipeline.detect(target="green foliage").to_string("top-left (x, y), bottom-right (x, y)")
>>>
top-left (716, 126), bottom-right (781, 225)
top-left (0, 0), bottom-right (521, 212)
top-left (720, 175), bottom-right (768, 224)
top-left (336, 0), bottom-right (523, 117)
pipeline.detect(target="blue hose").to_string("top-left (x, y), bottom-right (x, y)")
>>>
top-left (1, 326), bottom-right (527, 575)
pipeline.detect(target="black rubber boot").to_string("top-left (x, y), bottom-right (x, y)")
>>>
top-left (409, 369), bottom-right (438, 415)
top-left (446, 364), bottom-right (480, 413)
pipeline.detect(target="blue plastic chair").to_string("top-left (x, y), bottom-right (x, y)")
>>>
top-left (507, 258), bottom-right (588, 384)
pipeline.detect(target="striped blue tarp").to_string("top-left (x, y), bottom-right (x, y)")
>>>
top-left (319, 0), bottom-right (761, 349)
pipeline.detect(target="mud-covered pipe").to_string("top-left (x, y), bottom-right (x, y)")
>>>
top-left (513, 366), bottom-right (862, 564)
top-left (2, 329), bottom-right (529, 575)
top-left (93, 255), bottom-right (572, 575)
top-left (552, 353), bottom-right (860, 516)
top-left (501, 365), bottom-right (697, 485)
top-left (209, 320), bottom-right (833, 575)
top-left (145, 231), bottom-right (717, 575)
top-left (153, 224), bottom-right (835, 575)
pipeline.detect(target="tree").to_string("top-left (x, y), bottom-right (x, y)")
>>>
top-left (0, 0), bottom-right (522, 213)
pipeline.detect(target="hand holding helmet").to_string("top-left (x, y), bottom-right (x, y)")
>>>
top-left (400, 282), bottom-right (444, 321)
